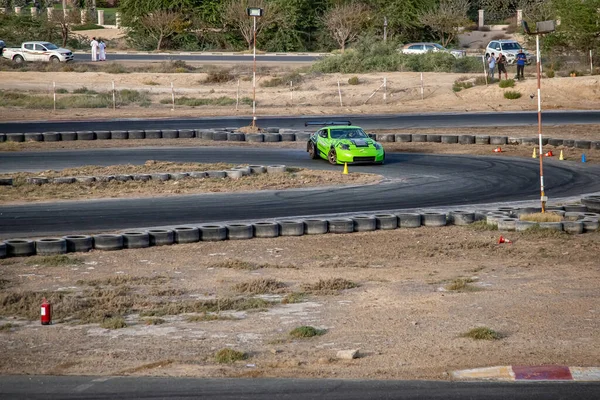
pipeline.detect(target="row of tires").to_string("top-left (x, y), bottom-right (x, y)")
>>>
top-left (0, 165), bottom-right (286, 187)
top-left (2, 203), bottom-right (598, 258)
top-left (2, 128), bottom-right (599, 150)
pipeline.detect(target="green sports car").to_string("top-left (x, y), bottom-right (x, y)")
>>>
top-left (306, 121), bottom-right (385, 165)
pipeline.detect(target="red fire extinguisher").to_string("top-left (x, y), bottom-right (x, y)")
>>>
top-left (41, 298), bottom-right (52, 325)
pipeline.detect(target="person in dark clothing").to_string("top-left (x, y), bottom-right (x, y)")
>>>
top-left (496, 52), bottom-right (508, 80)
top-left (516, 49), bottom-right (527, 80)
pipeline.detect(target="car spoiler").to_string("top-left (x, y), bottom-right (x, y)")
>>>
top-left (304, 121), bottom-right (352, 127)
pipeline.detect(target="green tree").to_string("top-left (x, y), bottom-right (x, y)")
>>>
top-left (550, 0), bottom-right (600, 53)
top-left (420, 0), bottom-right (470, 47)
top-left (322, 1), bottom-right (371, 52)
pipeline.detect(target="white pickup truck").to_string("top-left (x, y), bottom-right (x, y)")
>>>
top-left (1, 41), bottom-right (74, 64)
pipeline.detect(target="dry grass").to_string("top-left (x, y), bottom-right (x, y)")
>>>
top-left (100, 316), bottom-right (127, 329)
top-left (302, 278), bottom-right (359, 294)
top-left (186, 313), bottom-right (235, 322)
top-left (138, 297), bottom-right (271, 317)
top-left (0, 323), bottom-right (15, 332)
top-left (214, 348), bottom-right (247, 364)
top-left (209, 260), bottom-right (295, 270)
top-left (119, 360), bottom-right (174, 374)
top-left (520, 212), bottom-right (563, 223)
top-left (445, 278), bottom-right (480, 292)
top-left (233, 278), bottom-right (287, 295)
top-left (282, 292), bottom-right (306, 304)
top-left (27, 255), bottom-right (83, 267)
top-left (148, 288), bottom-right (186, 297)
top-left (79, 276), bottom-right (169, 287)
top-left (143, 318), bottom-right (166, 325)
top-left (289, 326), bottom-right (326, 338)
top-left (467, 221), bottom-right (498, 231)
top-left (521, 225), bottom-right (567, 238)
top-left (461, 327), bottom-right (502, 340)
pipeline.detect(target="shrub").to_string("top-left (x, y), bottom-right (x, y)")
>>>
top-left (461, 327), bottom-right (501, 340)
top-left (55, 88), bottom-right (69, 94)
top-left (452, 80), bottom-right (474, 92)
top-left (73, 87), bottom-right (98, 95)
top-left (498, 79), bottom-right (515, 88)
top-left (204, 69), bottom-right (234, 83)
top-left (348, 76), bottom-right (360, 85)
top-left (289, 326), bottom-right (326, 338)
top-left (72, 23), bottom-right (104, 31)
top-left (474, 76), bottom-right (488, 86)
top-left (546, 69), bottom-right (555, 78)
top-left (260, 77), bottom-right (283, 87)
top-left (504, 90), bottom-right (521, 99)
top-left (100, 316), bottom-right (127, 330)
top-left (214, 348), bottom-right (247, 364)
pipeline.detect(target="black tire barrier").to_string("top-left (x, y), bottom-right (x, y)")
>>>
top-left (162, 129), bottom-right (178, 139)
top-left (421, 212), bottom-right (447, 227)
top-left (515, 220), bottom-right (536, 232)
top-left (563, 204), bottom-right (587, 213)
top-left (375, 214), bottom-right (398, 230)
top-left (122, 231), bottom-right (150, 249)
top-left (441, 135), bottom-right (458, 144)
top-left (115, 174), bottom-right (133, 182)
top-left (52, 177), bottom-right (75, 184)
top-left (93, 234), bottom-right (124, 251)
top-left (538, 222), bottom-right (563, 231)
top-left (304, 219), bottom-right (328, 235)
top-left (352, 215), bottom-right (377, 231)
top-left (97, 175), bottom-right (115, 182)
top-left (459, 135), bottom-right (475, 144)
top-left (0, 243), bottom-right (6, 259)
top-left (150, 173), bottom-right (170, 181)
top-left (548, 138), bottom-right (563, 146)
top-left (581, 196), bottom-right (600, 212)
top-left (520, 138), bottom-right (536, 146)
top-left (35, 238), bottom-right (67, 255)
top-left (448, 211), bottom-right (475, 226)
top-left (497, 218), bottom-right (517, 231)
top-left (148, 229), bottom-right (175, 246)
top-left (226, 170), bottom-right (244, 179)
top-left (266, 127), bottom-right (280, 133)
top-left (43, 132), bottom-right (61, 142)
top-left (496, 207), bottom-right (517, 216)
top-left (174, 226), bottom-right (200, 243)
top-left (170, 172), bottom-right (189, 180)
top-left (0, 178), bottom-right (13, 186)
top-left (377, 134), bottom-right (395, 142)
top-left (95, 131), bottom-right (111, 140)
top-left (264, 133), bottom-right (281, 142)
top-left (395, 134), bottom-right (412, 142)
top-left (199, 225), bottom-right (227, 241)
top-left (295, 133), bottom-right (311, 141)
top-left (232, 166), bottom-right (251, 176)
top-left (27, 177), bottom-right (49, 185)
top-left (563, 139), bottom-right (575, 148)
top-left (507, 137), bottom-right (521, 145)
top-left (575, 140), bottom-right (591, 149)
top-left (4, 239), bottom-right (35, 257)
top-left (490, 136), bottom-right (507, 145)
top-left (76, 131), bottom-right (95, 141)
top-left (368, 134), bottom-right (377, 140)
top-left (227, 223), bottom-right (253, 240)
top-left (396, 213), bottom-right (421, 228)
top-left (111, 130), bottom-right (128, 140)
top-left (278, 220), bottom-right (304, 236)
top-left (179, 129), bottom-right (195, 139)
top-left (207, 171), bottom-right (227, 179)
top-left (213, 132), bottom-right (228, 141)
top-left (412, 134), bottom-right (427, 143)
top-left (200, 130), bottom-right (214, 140)
top-left (582, 219), bottom-right (599, 232)
top-left (63, 235), bottom-right (93, 252)
top-left (281, 133), bottom-right (296, 141)
top-left (266, 165), bottom-right (286, 174)
top-left (0, 133), bottom-right (5, 143)
top-left (189, 171), bottom-right (207, 179)
top-left (474, 210), bottom-right (491, 221)
top-left (128, 130), bottom-right (146, 139)
top-left (6, 133), bottom-right (24, 142)
top-left (562, 221), bottom-right (583, 234)
top-left (486, 213), bottom-right (504, 225)
top-left (133, 174), bottom-right (151, 182)
top-left (593, 141), bottom-right (600, 150)
top-left (247, 134), bottom-right (264, 142)
top-left (427, 134), bottom-right (441, 143)
top-left (225, 127), bottom-right (238, 132)
top-left (328, 218), bottom-right (354, 234)
top-left (228, 132), bottom-right (245, 141)
top-left (25, 132), bottom-right (43, 142)
top-left (61, 131), bottom-right (77, 141)
top-left (475, 135), bottom-right (490, 145)
top-left (564, 212), bottom-right (585, 221)
top-left (253, 222), bottom-right (280, 238)
top-left (249, 165), bottom-right (266, 174)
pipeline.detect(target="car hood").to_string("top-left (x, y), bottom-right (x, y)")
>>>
top-left (335, 138), bottom-right (376, 147)
top-left (56, 48), bottom-right (72, 53)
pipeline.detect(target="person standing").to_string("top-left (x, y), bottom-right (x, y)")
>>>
top-left (90, 37), bottom-right (99, 62)
top-left (488, 52), bottom-right (496, 81)
top-left (497, 52), bottom-right (508, 80)
top-left (516, 49), bottom-right (527, 80)
top-left (98, 40), bottom-right (106, 61)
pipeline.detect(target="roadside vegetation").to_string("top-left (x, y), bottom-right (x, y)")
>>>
top-left (0, 89), bottom-right (151, 109)
top-left (461, 327), bottom-right (502, 340)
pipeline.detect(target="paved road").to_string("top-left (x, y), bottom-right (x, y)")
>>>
top-left (1, 111), bottom-right (600, 133)
top-left (2, 147), bottom-right (599, 238)
top-left (73, 52), bottom-right (322, 63)
top-left (1, 375), bottom-right (598, 400)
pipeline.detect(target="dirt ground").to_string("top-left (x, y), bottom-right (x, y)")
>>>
top-left (0, 69), bottom-right (599, 122)
top-left (1, 226), bottom-right (598, 379)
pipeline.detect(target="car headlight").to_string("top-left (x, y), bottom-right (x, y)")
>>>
top-left (374, 143), bottom-right (382, 150)
top-left (339, 144), bottom-right (350, 150)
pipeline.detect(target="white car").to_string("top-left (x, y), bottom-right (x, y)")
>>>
top-left (401, 42), bottom-right (466, 58)
top-left (1, 41), bottom-right (74, 64)
top-left (485, 40), bottom-right (532, 65)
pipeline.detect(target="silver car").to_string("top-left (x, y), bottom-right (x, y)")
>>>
top-left (401, 42), bottom-right (466, 58)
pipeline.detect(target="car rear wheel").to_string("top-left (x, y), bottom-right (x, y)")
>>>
top-left (328, 148), bottom-right (338, 165)
top-left (50, 56), bottom-right (60, 64)
top-left (13, 55), bottom-right (24, 64)
top-left (308, 142), bottom-right (319, 159)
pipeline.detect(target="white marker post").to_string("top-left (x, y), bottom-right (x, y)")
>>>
top-left (383, 77), bottom-right (387, 103)
top-left (482, 55), bottom-right (488, 85)
top-left (52, 81), bottom-right (56, 111)
top-left (171, 82), bottom-right (175, 111)
top-left (420, 73), bottom-right (424, 100)
top-left (290, 81), bottom-right (293, 104)
top-left (236, 79), bottom-right (240, 110)
top-left (337, 80), bottom-right (343, 107)
top-left (112, 81), bottom-right (116, 110)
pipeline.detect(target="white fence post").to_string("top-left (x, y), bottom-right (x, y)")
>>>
top-left (171, 82), bottom-right (175, 111)
top-left (236, 79), bottom-right (240, 110)
top-left (337, 80), bottom-right (343, 107)
top-left (53, 81), bottom-right (56, 112)
top-left (98, 10), bottom-right (104, 25)
top-left (290, 81), bottom-right (293, 104)
top-left (112, 81), bottom-right (116, 110)
top-left (383, 77), bottom-right (387, 103)
top-left (482, 55), bottom-right (488, 85)
top-left (420, 73), bottom-right (424, 100)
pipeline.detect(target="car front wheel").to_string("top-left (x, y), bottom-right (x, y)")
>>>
top-left (50, 56), bottom-right (60, 64)
top-left (328, 148), bottom-right (337, 165)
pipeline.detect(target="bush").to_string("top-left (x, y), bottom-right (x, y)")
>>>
top-left (289, 326), bottom-right (326, 338)
top-left (498, 79), bottom-right (515, 88)
top-left (100, 316), bottom-right (127, 330)
top-left (204, 68), bottom-right (234, 83)
top-left (72, 23), bottom-right (105, 31)
top-left (504, 90), bottom-right (522, 99)
top-left (348, 76), bottom-right (360, 85)
top-left (545, 69), bottom-right (555, 78)
top-left (214, 348), bottom-right (247, 364)
top-left (474, 76), bottom-right (488, 86)
top-left (452, 80), bottom-right (474, 92)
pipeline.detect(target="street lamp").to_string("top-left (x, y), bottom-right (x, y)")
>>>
top-left (247, 7), bottom-right (263, 129)
top-left (523, 19), bottom-right (556, 213)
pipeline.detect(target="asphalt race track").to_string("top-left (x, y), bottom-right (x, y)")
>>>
top-left (1, 110), bottom-right (600, 133)
top-left (2, 147), bottom-right (600, 238)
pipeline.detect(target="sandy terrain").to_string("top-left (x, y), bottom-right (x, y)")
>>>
top-left (1, 226), bottom-right (598, 380)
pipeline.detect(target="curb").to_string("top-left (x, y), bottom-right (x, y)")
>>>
top-left (452, 366), bottom-right (600, 382)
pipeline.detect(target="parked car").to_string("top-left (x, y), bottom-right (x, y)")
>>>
top-left (306, 121), bottom-right (385, 165)
top-left (0, 40), bottom-right (5, 56)
top-left (401, 42), bottom-right (466, 58)
top-left (1, 41), bottom-right (73, 64)
top-left (485, 40), bottom-right (532, 65)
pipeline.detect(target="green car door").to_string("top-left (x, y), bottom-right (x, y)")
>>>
top-left (316, 129), bottom-right (331, 158)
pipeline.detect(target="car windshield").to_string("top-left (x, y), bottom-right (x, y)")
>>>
top-left (330, 128), bottom-right (368, 139)
top-left (42, 43), bottom-right (59, 50)
top-left (433, 44), bottom-right (445, 50)
top-left (501, 42), bottom-right (522, 51)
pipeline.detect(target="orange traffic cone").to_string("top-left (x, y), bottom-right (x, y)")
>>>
top-left (494, 147), bottom-right (502, 153)
top-left (498, 235), bottom-right (512, 244)
top-left (545, 150), bottom-right (553, 157)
